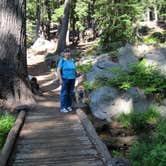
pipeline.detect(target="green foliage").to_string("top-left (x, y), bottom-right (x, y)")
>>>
top-left (112, 150), bottom-right (124, 158)
top-left (118, 107), bottom-right (160, 131)
top-left (106, 60), bottom-right (166, 98)
top-left (0, 115), bottom-right (15, 150)
top-left (83, 81), bottom-right (95, 91)
top-left (52, 5), bottom-right (64, 22)
top-left (75, 0), bottom-right (90, 31)
top-left (128, 118), bottom-right (166, 166)
top-left (76, 63), bottom-right (92, 74)
top-left (94, 0), bottom-right (144, 50)
top-left (142, 35), bottom-right (158, 45)
top-left (83, 41), bottom-right (101, 56)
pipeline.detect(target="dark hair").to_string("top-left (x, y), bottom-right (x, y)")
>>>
top-left (64, 48), bottom-right (70, 53)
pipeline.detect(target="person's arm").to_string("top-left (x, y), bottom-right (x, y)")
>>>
top-left (57, 67), bottom-right (63, 85)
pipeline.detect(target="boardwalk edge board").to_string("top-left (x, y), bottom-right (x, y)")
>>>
top-left (76, 109), bottom-right (113, 166)
top-left (0, 111), bottom-right (26, 166)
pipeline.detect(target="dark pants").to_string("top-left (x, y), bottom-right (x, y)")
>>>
top-left (60, 78), bottom-right (75, 110)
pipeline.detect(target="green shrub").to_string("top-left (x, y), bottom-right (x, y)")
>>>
top-left (76, 63), bottom-right (92, 74)
top-left (142, 36), bottom-right (158, 44)
top-left (112, 150), bottom-right (124, 158)
top-left (128, 118), bottom-right (166, 166)
top-left (118, 107), bottom-right (160, 131)
top-left (95, 60), bottom-right (166, 99)
top-left (0, 115), bottom-right (15, 150)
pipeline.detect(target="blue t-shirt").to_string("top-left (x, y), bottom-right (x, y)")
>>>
top-left (58, 59), bottom-right (76, 79)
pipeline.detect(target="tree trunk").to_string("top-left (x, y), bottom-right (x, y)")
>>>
top-left (34, 0), bottom-right (41, 42)
top-left (0, 0), bottom-right (34, 111)
top-left (70, 0), bottom-right (76, 45)
top-left (45, 0), bottom-right (51, 40)
top-left (154, 4), bottom-right (158, 22)
top-left (56, 0), bottom-right (70, 55)
top-left (146, 7), bottom-right (150, 22)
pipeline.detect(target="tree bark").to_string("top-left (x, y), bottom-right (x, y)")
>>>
top-left (34, 0), bottom-right (41, 42)
top-left (146, 7), bottom-right (150, 22)
top-left (56, 0), bottom-right (70, 55)
top-left (154, 4), bottom-right (158, 22)
top-left (0, 0), bottom-right (34, 111)
top-left (70, 0), bottom-right (77, 45)
top-left (45, 0), bottom-right (51, 40)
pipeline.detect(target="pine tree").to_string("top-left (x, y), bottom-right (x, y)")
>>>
top-left (0, 0), bottom-right (34, 111)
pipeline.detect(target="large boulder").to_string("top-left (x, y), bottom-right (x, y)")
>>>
top-left (118, 44), bottom-right (139, 71)
top-left (31, 38), bottom-right (56, 55)
top-left (90, 86), bottom-right (119, 120)
top-left (78, 55), bottom-right (96, 65)
top-left (144, 47), bottom-right (166, 75)
top-left (126, 87), bottom-right (151, 112)
top-left (89, 86), bottom-right (152, 120)
top-left (133, 44), bottom-right (155, 58)
top-left (86, 54), bottom-right (120, 85)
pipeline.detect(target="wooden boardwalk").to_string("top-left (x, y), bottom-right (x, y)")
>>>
top-left (8, 93), bottom-right (105, 166)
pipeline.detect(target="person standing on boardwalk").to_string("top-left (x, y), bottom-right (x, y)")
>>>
top-left (57, 48), bottom-right (76, 113)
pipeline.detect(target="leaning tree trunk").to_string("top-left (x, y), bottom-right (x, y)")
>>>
top-left (56, 0), bottom-right (70, 55)
top-left (0, 0), bottom-right (34, 111)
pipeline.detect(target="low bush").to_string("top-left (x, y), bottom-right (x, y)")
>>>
top-left (93, 60), bottom-right (166, 100)
top-left (128, 118), bottom-right (166, 166)
top-left (76, 63), bottom-right (92, 74)
top-left (0, 115), bottom-right (15, 150)
top-left (118, 107), bottom-right (160, 131)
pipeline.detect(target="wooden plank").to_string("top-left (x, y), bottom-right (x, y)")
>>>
top-left (24, 120), bottom-right (80, 125)
top-left (16, 144), bottom-right (94, 152)
top-left (18, 139), bottom-right (91, 148)
top-left (14, 149), bottom-right (98, 160)
top-left (21, 125), bottom-right (84, 133)
top-left (13, 155), bottom-right (101, 165)
top-left (26, 115), bottom-right (77, 120)
top-left (16, 147), bottom-right (98, 159)
top-left (19, 130), bottom-right (87, 140)
top-left (22, 121), bottom-right (82, 129)
top-left (76, 109), bottom-right (113, 166)
top-left (13, 160), bottom-right (104, 166)
top-left (25, 118), bottom-right (79, 123)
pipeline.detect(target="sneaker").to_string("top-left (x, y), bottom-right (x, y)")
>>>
top-left (67, 107), bottom-right (73, 112)
top-left (60, 108), bottom-right (68, 113)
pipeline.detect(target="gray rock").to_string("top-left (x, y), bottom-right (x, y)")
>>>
top-left (90, 86), bottom-right (119, 119)
top-left (86, 54), bottom-right (120, 85)
top-left (79, 55), bottom-right (96, 65)
top-left (89, 87), bottom-right (135, 119)
top-left (118, 44), bottom-right (139, 71)
top-left (31, 38), bottom-right (55, 54)
top-left (162, 99), bottom-right (166, 106)
top-left (157, 105), bottom-right (166, 118)
top-left (89, 87), bottom-right (153, 120)
top-left (144, 48), bottom-right (166, 75)
top-left (133, 44), bottom-right (155, 58)
top-left (127, 87), bottom-right (151, 112)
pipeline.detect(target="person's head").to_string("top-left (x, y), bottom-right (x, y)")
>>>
top-left (63, 48), bottom-right (71, 60)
